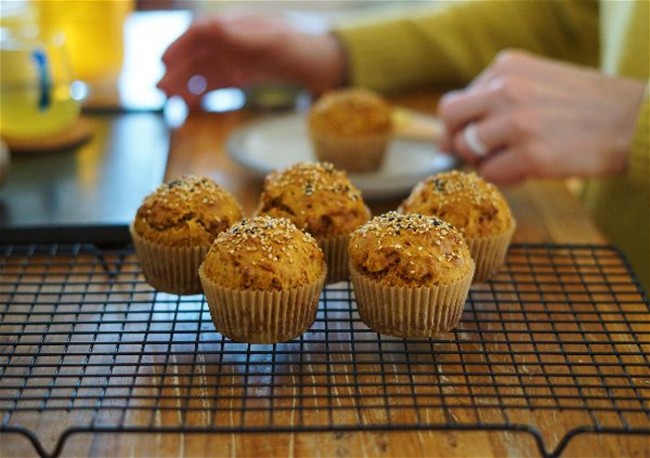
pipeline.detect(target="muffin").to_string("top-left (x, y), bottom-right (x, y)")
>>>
top-left (131, 175), bottom-right (243, 295)
top-left (256, 161), bottom-right (371, 283)
top-left (398, 170), bottom-right (515, 283)
top-left (349, 211), bottom-right (474, 338)
top-left (199, 216), bottom-right (326, 344)
top-left (308, 88), bottom-right (393, 173)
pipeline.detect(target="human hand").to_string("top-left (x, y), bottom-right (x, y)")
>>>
top-left (438, 50), bottom-right (647, 184)
top-left (156, 13), bottom-right (346, 108)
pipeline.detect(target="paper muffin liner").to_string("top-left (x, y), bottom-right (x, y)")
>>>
top-left (310, 132), bottom-right (391, 173)
top-left (130, 223), bottom-right (208, 295)
top-left (319, 234), bottom-right (350, 284)
top-left (350, 263), bottom-right (474, 338)
top-left (199, 268), bottom-right (326, 344)
top-left (467, 222), bottom-right (516, 284)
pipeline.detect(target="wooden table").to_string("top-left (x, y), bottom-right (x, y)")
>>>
top-left (2, 94), bottom-right (648, 458)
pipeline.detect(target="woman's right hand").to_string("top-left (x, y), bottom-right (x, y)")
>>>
top-left (156, 13), bottom-right (346, 108)
top-left (438, 50), bottom-right (646, 184)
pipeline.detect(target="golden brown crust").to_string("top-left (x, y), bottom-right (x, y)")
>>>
top-left (201, 216), bottom-right (325, 291)
top-left (256, 162), bottom-right (371, 239)
top-left (398, 171), bottom-right (514, 238)
top-left (308, 88), bottom-right (392, 137)
top-left (349, 211), bottom-right (473, 287)
top-left (133, 176), bottom-right (243, 247)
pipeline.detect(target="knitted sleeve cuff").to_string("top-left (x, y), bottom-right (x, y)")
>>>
top-left (627, 83), bottom-right (650, 184)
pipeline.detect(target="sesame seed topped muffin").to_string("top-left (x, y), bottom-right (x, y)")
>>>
top-left (201, 216), bottom-right (325, 291)
top-left (131, 175), bottom-right (243, 295)
top-left (134, 176), bottom-right (243, 246)
top-left (257, 161), bottom-right (371, 283)
top-left (349, 211), bottom-right (473, 287)
top-left (399, 171), bottom-right (515, 283)
top-left (199, 216), bottom-right (326, 343)
top-left (349, 212), bottom-right (474, 338)
top-left (399, 170), bottom-right (513, 238)
top-left (308, 88), bottom-right (393, 173)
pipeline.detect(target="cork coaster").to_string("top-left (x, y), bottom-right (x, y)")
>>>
top-left (2, 118), bottom-right (93, 154)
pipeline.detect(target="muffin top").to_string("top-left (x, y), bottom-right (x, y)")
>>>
top-left (399, 171), bottom-right (514, 238)
top-left (349, 211), bottom-right (473, 287)
top-left (133, 175), bottom-right (243, 247)
top-left (256, 161), bottom-right (371, 239)
top-left (201, 216), bottom-right (325, 291)
top-left (308, 88), bottom-right (392, 137)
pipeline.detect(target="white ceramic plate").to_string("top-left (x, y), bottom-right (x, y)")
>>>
top-left (227, 112), bottom-right (456, 200)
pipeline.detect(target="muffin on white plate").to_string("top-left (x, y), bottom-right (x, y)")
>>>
top-left (308, 88), bottom-right (393, 173)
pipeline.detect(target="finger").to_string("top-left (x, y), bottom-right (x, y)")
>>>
top-left (469, 50), bottom-right (578, 98)
top-left (161, 28), bottom-right (199, 65)
top-left (158, 44), bottom-right (236, 102)
top-left (438, 84), bottom-right (499, 135)
top-left (438, 128), bottom-right (453, 154)
top-left (452, 125), bottom-right (482, 166)
top-left (158, 79), bottom-right (203, 109)
top-left (477, 149), bottom-right (529, 185)
top-left (469, 67), bottom-right (499, 91)
top-left (157, 70), bottom-right (205, 109)
top-left (159, 31), bottom-right (215, 90)
top-left (157, 59), bottom-right (197, 93)
top-left (468, 50), bottom-right (534, 90)
top-left (452, 115), bottom-right (512, 163)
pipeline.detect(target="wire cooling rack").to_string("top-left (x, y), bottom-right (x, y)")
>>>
top-left (1, 243), bottom-right (649, 458)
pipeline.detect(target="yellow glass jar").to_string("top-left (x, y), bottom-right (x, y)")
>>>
top-left (0, 35), bottom-right (81, 139)
top-left (36, 0), bottom-right (134, 82)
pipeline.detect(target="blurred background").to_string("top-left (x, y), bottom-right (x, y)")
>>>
top-left (0, 0), bottom-right (440, 243)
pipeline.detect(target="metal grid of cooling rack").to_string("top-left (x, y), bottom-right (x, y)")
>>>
top-left (1, 243), bottom-right (649, 458)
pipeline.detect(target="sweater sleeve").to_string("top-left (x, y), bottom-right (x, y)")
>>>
top-left (334, 0), bottom-right (600, 94)
top-left (628, 83), bottom-right (650, 184)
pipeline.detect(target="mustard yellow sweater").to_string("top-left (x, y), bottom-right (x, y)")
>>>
top-left (336, 0), bottom-right (649, 291)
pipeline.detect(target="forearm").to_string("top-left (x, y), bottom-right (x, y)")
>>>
top-left (334, 0), bottom-right (600, 94)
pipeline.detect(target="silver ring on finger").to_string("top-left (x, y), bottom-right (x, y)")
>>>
top-left (463, 122), bottom-right (489, 157)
